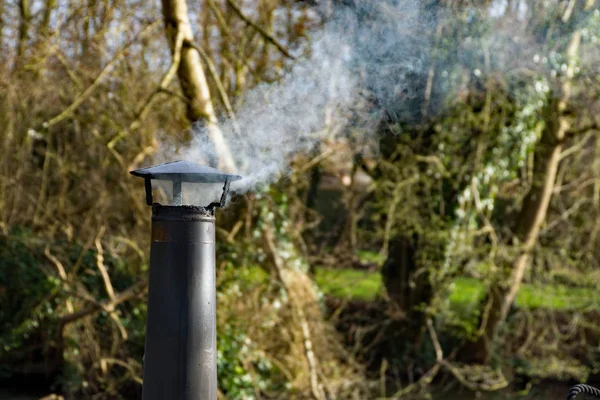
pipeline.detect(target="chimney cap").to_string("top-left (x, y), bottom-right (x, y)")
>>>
top-left (130, 160), bottom-right (242, 183)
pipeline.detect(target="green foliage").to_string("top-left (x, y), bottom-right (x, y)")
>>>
top-left (315, 267), bottom-right (382, 301)
top-left (0, 228), bottom-right (148, 397)
top-left (217, 324), bottom-right (280, 400)
top-left (0, 229), bottom-right (59, 354)
top-left (441, 277), bottom-right (488, 340)
top-left (215, 260), bottom-right (286, 399)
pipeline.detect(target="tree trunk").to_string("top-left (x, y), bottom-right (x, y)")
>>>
top-left (464, 29), bottom-right (581, 365)
top-left (382, 233), bottom-right (433, 324)
top-left (161, 0), bottom-right (237, 172)
top-left (0, 0), bottom-right (4, 55)
top-left (40, 0), bottom-right (57, 38)
top-left (421, 1), bottom-right (443, 118)
top-left (503, 29), bottom-right (580, 320)
top-left (17, 0), bottom-right (31, 60)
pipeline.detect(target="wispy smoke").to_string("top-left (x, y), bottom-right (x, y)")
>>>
top-left (160, 0), bottom-right (598, 202)
top-left (156, 0), bottom-right (432, 197)
top-left (188, 34), bottom-right (358, 194)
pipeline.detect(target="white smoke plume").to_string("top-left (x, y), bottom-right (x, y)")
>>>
top-left (157, 0), bottom-right (599, 203)
top-left (154, 0), bottom-right (431, 200)
top-left (188, 35), bottom-right (357, 194)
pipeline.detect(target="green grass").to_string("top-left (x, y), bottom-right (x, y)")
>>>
top-left (448, 277), bottom-right (487, 308)
top-left (314, 270), bottom-right (600, 311)
top-left (314, 268), bottom-right (383, 300)
top-left (356, 250), bottom-right (386, 265)
top-left (516, 282), bottom-right (600, 310)
top-left (443, 277), bottom-right (600, 311)
top-left (239, 265), bottom-right (383, 301)
top-left (241, 265), bottom-right (600, 310)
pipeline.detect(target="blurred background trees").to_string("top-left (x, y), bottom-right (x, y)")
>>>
top-left (1, 0), bottom-right (600, 399)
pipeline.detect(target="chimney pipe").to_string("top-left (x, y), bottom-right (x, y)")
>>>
top-left (130, 161), bottom-right (242, 400)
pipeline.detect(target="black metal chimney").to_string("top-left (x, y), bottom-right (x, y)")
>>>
top-left (130, 161), bottom-right (242, 400)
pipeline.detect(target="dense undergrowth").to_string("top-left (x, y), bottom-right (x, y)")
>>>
top-left (3, 228), bottom-right (600, 398)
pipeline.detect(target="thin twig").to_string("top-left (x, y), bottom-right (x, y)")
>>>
top-left (225, 0), bottom-right (295, 59)
top-left (207, 0), bottom-right (232, 37)
top-left (108, 27), bottom-right (185, 149)
top-left (97, 358), bottom-right (143, 385)
top-left (159, 87), bottom-right (190, 103)
top-left (44, 245), bottom-right (74, 313)
top-left (553, 177), bottom-right (596, 194)
top-left (540, 197), bottom-right (587, 234)
top-left (58, 278), bottom-right (148, 327)
top-left (295, 145), bottom-right (341, 174)
top-left (94, 226), bottom-right (128, 339)
top-left (427, 318), bottom-right (443, 362)
top-left (415, 154), bottom-right (450, 177)
top-left (95, 226), bottom-right (115, 301)
top-left (227, 220), bottom-right (244, 242)
top-left (470, 179), bottom-right (499, 257)
top-left (560, 129), bottom-right (596, 160)
top-left (54, 51), bottom-right (83, 89)
top-left (43, 21), bottom-right (159, 129)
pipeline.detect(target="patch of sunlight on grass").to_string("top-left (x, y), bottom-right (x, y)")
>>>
top-left (356, 249), bottom-right (386, 265)
top-left (314, 267), bottom-right (383, 301)
top-left (448, 277), bottom-right (487, 309)
top-left (246, 265), bottom-right (600, 310)
top-left (449, 277), bottom-right (600, 311)
top-left (516, 284), bottom-right (600, 310)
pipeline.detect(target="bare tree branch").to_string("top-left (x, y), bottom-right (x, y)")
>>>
top-left (188, 41), bottom-right (241, 135)
top-left (560, 129), bottom-right (596, 160)
top-left (58, 278), bottom-right (148, 327)
top-left (207, 0), bottom-right (232, 37)
top-left (225, 0), bottom-right (295, 59)
top-left (94, 226), bottom-right (128, 339)
top-left (43, 21), bottom-right (160, 129)
top-left (95, 227), bottom-right (115, 301)
top-left (540, 198), bottom-right (588, 234)
top-left (107, 28), bottom-right (185, 149)
top-left (44, 245), bottom-right (74, 313)
top-left (97, 358), bottom-right (143, 385)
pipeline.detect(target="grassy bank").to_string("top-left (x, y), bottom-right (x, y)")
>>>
top-left (313, 268), bottom-right (600, 311)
